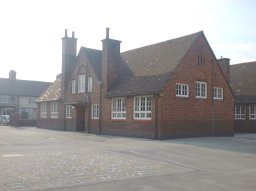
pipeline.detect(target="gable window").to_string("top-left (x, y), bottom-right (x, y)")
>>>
top-left (176, 83), bottom-right (189, 97)
top-left (78, 75), bottom-right (85, 93)
top-left (213, 87), bottom-right (223, 100)
top-left (88, 77), bottom-right (92, 92)
top-left (66, 105), bottom-right (72, 119)
top-left (134, 95), bottom-right (152, 120)
top-left (198, 55), bottom-right (205, 64)
top-left (196, 81), bottom-right (207, 98)
top-left (0, 95), bottom-right (9, 103)
top-left (234, 105), bottom-right (245, 120)
top-left (72, 80), bottom-right (76, 94)
top-left (50, 102), bottom-right (58, 118)
top-left (92, 104), bottom-right (99, 119)
top-left (112, 97), bottom-right (126, 119)
top-left (249, 105), bottom-right (256, 120)
top-left (40, 103), bottom-right (47, 118)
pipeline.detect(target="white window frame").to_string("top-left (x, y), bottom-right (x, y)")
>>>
top-left (50, 102), bottom-right (58, 118)
top-left (78, 75), bottom-right (85, 93)
top-left (134, 95), bottom-right (152, 120)
top-left (112, 97), bottom-right (126, 119)
top-left (88, 77), bottom-right (92, 92)
top-left (213, 87), bottom-right (223, 100)
top-left (66, 105), bottom-right (72, 119)
top-left (92, 104), bottom-right (99, 119)
top-left (249, 105), bottom-right (256, 120)
top-left (0, 95), bottom-right (9, 103)
top-left (176, 83), bottom-right (189, 97)
top-left (234, 105), bottom-right (245, 120)
top-left (72, 80), bottom-right (76, 94)
top-left (40, 103), bottom-right (47, 118)
top-left (196, 81), bottom-right (207, 98)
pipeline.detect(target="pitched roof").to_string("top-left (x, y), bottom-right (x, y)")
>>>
top-left (0, 78), bottom-right (51, 97)
top-left (230, 61), bottom-right (256, 96)
top-left (82, 47), bottom-right (102, 79)
top-left (36, 74), bottom-right (61, 102)
top-left (108, 31), bottom-right (202, 96)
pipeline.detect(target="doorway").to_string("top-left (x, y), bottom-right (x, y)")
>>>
top-left (76, 106), bottom-right (85, 131)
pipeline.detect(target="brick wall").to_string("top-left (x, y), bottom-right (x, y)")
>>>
top-left (234, 104), bottom-right (256, 133)
top-left (158, 35), bottom-right (234, 139)
top-left (37, 102), bottom-right (65, 131)
top-left (99, 96), bottom-right (156, 139)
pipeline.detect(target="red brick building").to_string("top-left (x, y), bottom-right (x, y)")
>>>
top-left (230, 61), bottom-right (256, 133)
top-left (36, 29), bottom-right (234, 139)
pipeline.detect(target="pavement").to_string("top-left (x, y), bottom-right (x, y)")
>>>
top-left (0, 126), bottom-right (256, 191)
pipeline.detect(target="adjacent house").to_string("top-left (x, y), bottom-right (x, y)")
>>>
top-left (230, 61), bottom-right (256, 133)
top-left (0, 70), bottom-right (51, 126)
top-left (36, 29), bottom-right (234, 139)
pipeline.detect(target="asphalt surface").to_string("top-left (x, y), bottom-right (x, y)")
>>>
top-left (0, 126), bottom-right (256, 191)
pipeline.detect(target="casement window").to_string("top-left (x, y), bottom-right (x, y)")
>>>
top-left (134, 95), bottom-right (152, 120)
top-left (213, 87), bottom-right (223, 100)
top-left (20, 108), bottom-right (33, 120)
top-left (50, 102), bottom-right (58, 118)
top-left (40, 103), bottom-right (47, 118)
top-left (78, 75), bottom-right (85, 93)
top-left (88, 77), bottom-right (92, 92)
top-left (112, 97), bottom-right (126, 119)
top-left (234, 105), bottom-right (245, 120)
top-left (28, 97), bottom-right (36, 104)
top-left (176, 83), bottom-right (189, 97)
top-left (195, 81), bottom-right (207, 98)
top-left (0, 95), bottom-right (9, 103)
top-left (66, 105), bottom-right (72, 119)
top-left (72, 80), bottom-right (76, 94)
top-left (249, 105), bottom-right (256, 120)
top-left (92, 104), bottom-right (99, 119)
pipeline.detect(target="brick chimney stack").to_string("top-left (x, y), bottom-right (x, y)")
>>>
top-left (61, 29), bottom-right (77, 98)
top-left (101, 28), bottom-right (121, 92)
top-left (9, 70), bottom-right (16, 80)
top-left (218, 57), bottom-right (230, 82)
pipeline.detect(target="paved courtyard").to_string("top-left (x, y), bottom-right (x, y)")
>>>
top-left (0, 126), bottom-right (256, 191)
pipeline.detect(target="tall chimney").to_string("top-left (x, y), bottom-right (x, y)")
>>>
top-left (218, 57), bottom-right (230, 82)
top-left (9, 70), bottom-right (16, 80)
top-left (61, 29), bottom-right (77, 98)
top-left (101, 28), bottom-right (121, 92)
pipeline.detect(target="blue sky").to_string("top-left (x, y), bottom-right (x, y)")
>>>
top-left (0, 0), bottom-right (255, 82)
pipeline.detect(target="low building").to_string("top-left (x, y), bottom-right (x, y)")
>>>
top-left (0, 70), bottom-right (51, 126)
top-left (230, 61), bottom-right (256, 133)
top-left (36, 29), bottom-right (234, 139)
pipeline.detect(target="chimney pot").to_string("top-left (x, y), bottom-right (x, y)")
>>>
top-left (106, 28), bottom-right (110, 39)
top-left (72, 31), bottom-right (75, 38)
top-left (65, 29), bottom-right (68, 37)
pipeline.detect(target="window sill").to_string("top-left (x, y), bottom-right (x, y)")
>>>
top-left (176, 95), bottom-right (189, 98)
top-left (196, 97), bottom-right (207, 99)
top-left (111, 119), bottom-right (127, 122)
top-left (133, 119), bottom-right (152, 123)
